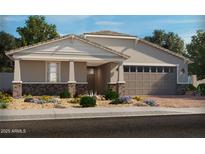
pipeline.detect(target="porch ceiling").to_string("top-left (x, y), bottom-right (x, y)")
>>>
top-left (86, 60), bottom-right (111, 67)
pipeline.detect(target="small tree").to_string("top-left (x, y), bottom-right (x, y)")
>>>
top-left (0, 31), bottom-right (17, 72)
top-left (17, 15), bottom-right (59, 46)
top-left (186, 30), bottom-right (205, 79)
top-left (144, 30), bottom-right (185, 55)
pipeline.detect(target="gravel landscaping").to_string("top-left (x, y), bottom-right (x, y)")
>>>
top-left (148, 95), bottom-right (205, 108)
top-left (4, 95), bottom-right (205, 110)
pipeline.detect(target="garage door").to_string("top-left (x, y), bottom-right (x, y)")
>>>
top-left (124, 65), bottom-right (177, 95)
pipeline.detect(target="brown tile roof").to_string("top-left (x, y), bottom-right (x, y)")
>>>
top-left (84, 30), bottom-right (135, 37)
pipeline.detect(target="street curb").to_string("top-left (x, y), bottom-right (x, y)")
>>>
top-left (1, 107), bottom-right (205, 122)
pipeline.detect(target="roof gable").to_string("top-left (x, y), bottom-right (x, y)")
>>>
top-left (138, 39), bottom-right (191, 63)
top-left (84, 30), bottom-right (190, 62)
top-left (6, 35), bottom-right (129, 60)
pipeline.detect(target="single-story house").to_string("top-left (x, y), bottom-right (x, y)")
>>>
top-left (6, 30), bottom-right (191, 98)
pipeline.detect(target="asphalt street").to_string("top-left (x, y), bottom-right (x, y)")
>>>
top-left (0, 114), bottom-right (205, 138)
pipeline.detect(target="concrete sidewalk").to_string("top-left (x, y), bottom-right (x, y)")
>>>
top-left (0, 107), bottom-right (205, 121)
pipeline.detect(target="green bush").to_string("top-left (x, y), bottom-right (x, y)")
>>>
top-left (0, 92), bottom-right (12, 103)
top-left (80, 96), bottom-right (96, 107)
top-left (197, 84), bottom-right (205, 96)
top-left (186, 84), bottom-right (197, 91)
top-left (0, 102), bottom-right (8, 109)
top-left (60, 91), bottom-right (71, 98)
top-left (110, 98), bottom-right (124, 104)
top-left (105, 89), bottom-right (119, 100)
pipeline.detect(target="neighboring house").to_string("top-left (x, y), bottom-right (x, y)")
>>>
top-left (6, 30), bottom-right (191, 98)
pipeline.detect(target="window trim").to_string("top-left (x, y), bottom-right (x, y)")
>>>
top-left (130, 66), bottom-right (136, 72)
top-left (46, 61), bottom-right (61, 82)
top-left (123, 66), bottom-right (130, 72)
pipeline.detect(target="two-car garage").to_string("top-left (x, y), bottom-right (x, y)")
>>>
top-left (124, 65), bottom-right (177, 95)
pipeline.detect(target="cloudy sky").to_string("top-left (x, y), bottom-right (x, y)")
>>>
top-left (0, 15), bottom-right (205, 44)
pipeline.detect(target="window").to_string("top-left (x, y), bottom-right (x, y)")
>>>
top-left (87, 68), bottom-right (94, 74)
top-left (180, 68), bottom-right (185, 74)
top-left (47, 62), bottom-right (60, 82)
top-left (151, 66), bottom-right (156, 72)
top-left (130, 66), bottom-right (136, 72)
top-left (144, 66), bottom-right (150, 72)
top-left (170, 67), bottom-right (174, 73)
top-left (157, 67), bottom-right (163, 72)
top-left (137, 66), bottom-right (143, 72)
top-left (124, 66), bottom-right (129, 72)
top-left (164, 67), bottom-right (169, 73)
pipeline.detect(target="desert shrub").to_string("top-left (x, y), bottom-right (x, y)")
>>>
top-left (105, 89), bottom-right (119, 100)
top-left (0, 102), bottom-right (8, 109)
top-left (133, 96), bottom-right (143, 101)
top-left (110, 98), bottom-right (124, 104)
top-left (80, 96), bottom-right (96, 107)
top-left (24, 97), bottom-right (34, 102)
top-left (0, 92), bottom-right (12, 103)
top-left (110, 96), bottom-right (132, 104)
top-left (186, 84), bottom-right (197, 91)
top-left (40, 95), bottom-right (53, 102)
top-left (23, 94), bottom-right (33, 99)
top-left (60, 91), bottom-right (71, 98)
top-left (120, 96), bottom-right (132, 103)
top-left (143, 99), bottom-right (158, 106)
top-left (197, 84), bottom-right (205, 96)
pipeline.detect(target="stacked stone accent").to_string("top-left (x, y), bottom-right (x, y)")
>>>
top-left (67, 83), bottom-right (76, 97)
top-left (22, 84), bottom-right (67, 96)
top-left (117, 83), bottom-right (125, 96)
top-left (176, 84), bottom-right (188, 95)
top-left (13, 83), bottom-right (22, 98)
top-left (76, 84), bottom-right (88, 95)
top-left (22, 83), bottom-right (89, 96)
top-left (107, 83), bottom-right (117, 92)
top-left (107, 83), bottom-right (125, 96)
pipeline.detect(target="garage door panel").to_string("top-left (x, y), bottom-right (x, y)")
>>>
top-left (124, 66), bottom-right (177, 95)
top-left (128, 81), bottom-right (136, 88)
top-left (128, 89), bottom-right (137, 95)
top-left (128, 74), bottom-right (136, 80)
top-left (136, 89), bottom-right (143, 95)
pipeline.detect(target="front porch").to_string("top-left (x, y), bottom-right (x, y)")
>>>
top-left (12, 60), bottom-right (126, 98)
top-left (8, 35), bottom-right (129, 98)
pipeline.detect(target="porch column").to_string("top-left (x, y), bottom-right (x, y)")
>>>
top-left (117, 62), bottom-right (125, 96)
top-left (67, 61), bottom-right (76, 97)
top-left (12, 59), bottom-right (22, 98)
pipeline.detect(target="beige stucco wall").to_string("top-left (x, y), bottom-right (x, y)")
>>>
top-left (110, 62), bottom-right (119, 83)
top-left (20, 60), bottom-right (46, 82)
top-left (74, 62), bottom-right (87, 82)
top-left (61, 61), bottom-right (69, 82)
top-left (20, 60), bottom-right (87, 83)
top-left (87, 36), bottom-right (188, 83)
